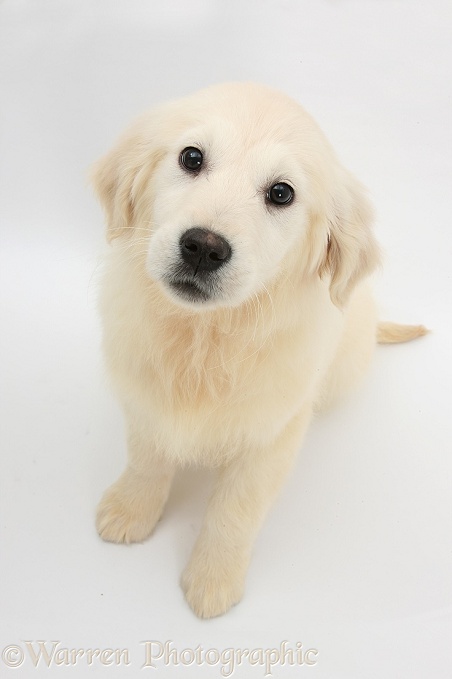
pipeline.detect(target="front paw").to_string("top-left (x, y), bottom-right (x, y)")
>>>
top-left (96, 484), bottom-right (161, 544)
top-left (181, 552), bottom-right (246, 618)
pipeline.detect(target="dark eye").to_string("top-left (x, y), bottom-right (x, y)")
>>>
top-left (267, 182), bottom-right (294, 206)
top-left (180, 147), bottom-right (203, 172)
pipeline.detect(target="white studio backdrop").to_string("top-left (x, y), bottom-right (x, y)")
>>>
top-left (0, 1), bottom-right (451, 678)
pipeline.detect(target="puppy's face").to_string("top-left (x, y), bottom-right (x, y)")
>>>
top-left (146, 116), bottom-right (310, 309)
top-left (92, 84), bottom-right (380, 310)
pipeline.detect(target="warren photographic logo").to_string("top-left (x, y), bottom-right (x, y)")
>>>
top-left (1, 639), bottom-right (319, 675)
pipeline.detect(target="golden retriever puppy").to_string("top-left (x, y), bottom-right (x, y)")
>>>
top-left (91, 83), bottom-right (425, 618)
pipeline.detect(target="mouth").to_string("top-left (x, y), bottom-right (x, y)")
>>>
top-left (167, 278), bottom-right (210, 303)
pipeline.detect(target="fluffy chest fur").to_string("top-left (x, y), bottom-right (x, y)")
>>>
top-left (99, 243), bottom-right (342, 464)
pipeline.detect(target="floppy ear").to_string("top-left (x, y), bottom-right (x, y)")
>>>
top-left (318, 174), bottom-right (381, 308)
top-left (90, 116), bottom-right (165, 242)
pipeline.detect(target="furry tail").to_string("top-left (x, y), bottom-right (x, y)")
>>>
top-left (377, 321), bottom-right (429, 344)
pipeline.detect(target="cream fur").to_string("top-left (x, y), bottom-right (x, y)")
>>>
top-left (92, 83), bottom-right (396, 618)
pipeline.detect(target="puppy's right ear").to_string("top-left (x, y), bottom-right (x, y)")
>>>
top-left (90, 116), bottom-right (164, 242)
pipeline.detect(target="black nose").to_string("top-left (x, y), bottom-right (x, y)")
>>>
top-left (180, 227), bottom-right (232, 273)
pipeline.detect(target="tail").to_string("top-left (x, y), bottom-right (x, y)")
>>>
top-left (377, 321), bottom-right (429, 344)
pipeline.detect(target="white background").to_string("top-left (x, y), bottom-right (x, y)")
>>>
top-left (1, 1), bottom-right (451, 677)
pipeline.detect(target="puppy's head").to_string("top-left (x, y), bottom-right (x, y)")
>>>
top-left (91, 83), bottom-right (379, 310)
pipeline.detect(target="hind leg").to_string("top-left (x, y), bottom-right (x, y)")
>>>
top-left (315, 284), bottom-right (378, 412)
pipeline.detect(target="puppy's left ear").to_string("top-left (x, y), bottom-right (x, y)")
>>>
top-left (319, 173), bottom-right (381, 308)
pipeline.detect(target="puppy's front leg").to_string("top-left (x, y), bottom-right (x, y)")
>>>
top-left (96, 420), bottom-right (175, 544)
top-left (182, 408), bottom-right (312, 618)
